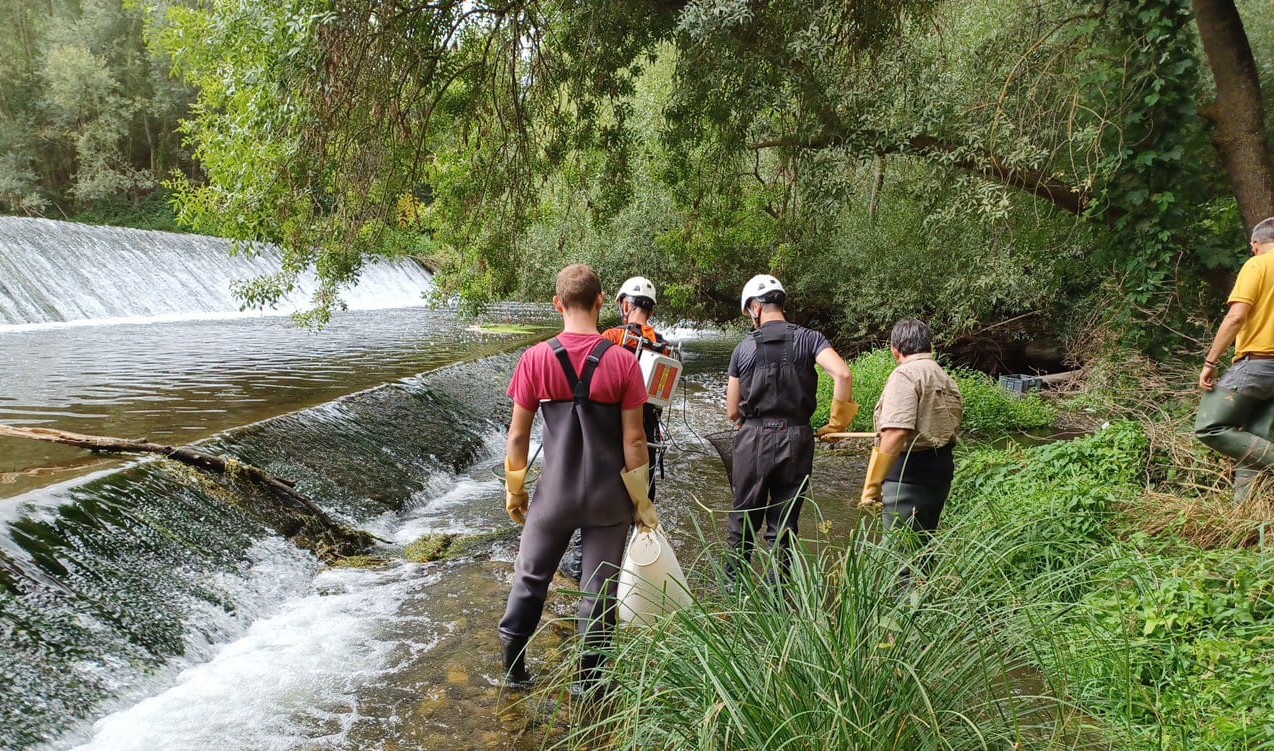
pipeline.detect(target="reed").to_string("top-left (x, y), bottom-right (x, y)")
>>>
top-left (552, 527), bottom-right (1124, 751)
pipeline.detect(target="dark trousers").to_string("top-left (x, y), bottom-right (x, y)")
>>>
top-left (727, 422), bottom-right (813, 580)
top-left (1196, 358), bottom-right (1274, 475)
top-left (882, 480), bottom-right (950, 539)
top-left (882, 479), bottom-right (951, 584)
top-left (499, 513), bottom-right (629, 647)
top-left (560, 446), bottom-right (655, 580)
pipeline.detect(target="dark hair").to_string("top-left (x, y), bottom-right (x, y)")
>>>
top-left (889, 318), bottom-right (932, 356)
top-left (1252, 217), bottom-right (1274, 244)
top-left (555, 264), bottom-right (602, 310)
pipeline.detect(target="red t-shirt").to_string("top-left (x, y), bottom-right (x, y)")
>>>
top-left (508, 332), bottom-right (647, 411)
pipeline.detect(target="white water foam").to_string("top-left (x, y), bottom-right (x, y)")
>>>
top-left (0, 218), bottom-right (434, 329)
top-left (64, 564), bottom-right (443, 751)
top-left (390, 477), bottom-right (504, 542)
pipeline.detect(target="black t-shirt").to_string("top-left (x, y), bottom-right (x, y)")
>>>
top-left (727, 322), bottom-right (830, 378)
top-left (728, 322), bottom-right (831, 421)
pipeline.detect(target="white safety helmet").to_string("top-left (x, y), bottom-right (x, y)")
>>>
top-left (616, 276), bottom-right (657, 306)
top-left (740, 274), bottom-right (786, 313)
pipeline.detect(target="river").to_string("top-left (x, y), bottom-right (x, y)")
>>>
top-left (2, 331), bottom-right (865, 751)
top-left (0, 220), bottom-right (869, 750)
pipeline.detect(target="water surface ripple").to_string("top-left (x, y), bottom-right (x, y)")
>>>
top-left (0, 307), bottom-right (550, 496)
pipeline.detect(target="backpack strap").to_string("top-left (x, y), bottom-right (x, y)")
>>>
top-left (575, 339), bottom-right (614, 401)
top-left (548, 337), bottom-right (614, 402)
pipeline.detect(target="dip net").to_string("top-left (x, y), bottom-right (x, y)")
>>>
top-left (704, 430), bottom-right (736, 485)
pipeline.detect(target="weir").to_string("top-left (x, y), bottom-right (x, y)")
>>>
top-left (0, 218), bottom-right (434, 326)
top-left (0, 216), bottom-right (772, 749)
top-left (0, 352), bottom-right (520, 750)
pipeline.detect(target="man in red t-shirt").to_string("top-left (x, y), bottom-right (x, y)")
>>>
top-left (498, 264), bottom-right (658, 691)
top-left (557, 276), bottom-right (673, 581)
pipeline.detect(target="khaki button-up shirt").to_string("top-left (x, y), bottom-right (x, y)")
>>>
top-left (873, 353), bottom-right (963, 449)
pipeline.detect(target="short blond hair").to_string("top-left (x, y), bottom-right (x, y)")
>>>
top-left (555, 264), bottom-right (602, 310)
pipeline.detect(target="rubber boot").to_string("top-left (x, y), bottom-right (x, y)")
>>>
top-left (500, 635), bottom-right (533, 688)
top-left (570, 652), bottom-right (611, 701)
top-left (1195, 388), bottom-right (1274, 470)
top-left (1232, 399), bottom-right (1274, 503)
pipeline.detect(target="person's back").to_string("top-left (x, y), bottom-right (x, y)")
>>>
top-left (508, 332), bottom-right (643, 524)
top-left (1229, 251), bottom-right (1274, 360)
top-left (724, 275), bottom-right (856, 583)
top-left (730, 321), bottom-right (825, 423)
top-left (497, 264), bottom-right (658, 692)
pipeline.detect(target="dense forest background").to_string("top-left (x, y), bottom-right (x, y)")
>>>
top-left (2, 1), bottom-right (1273, 361)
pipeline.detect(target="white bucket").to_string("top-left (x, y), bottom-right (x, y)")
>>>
top-left (617, 526), bottom-right (692, 627)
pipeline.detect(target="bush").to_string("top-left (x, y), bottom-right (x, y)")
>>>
top-left (940, 422), bottom-right (1147, 599)
top-left (940, 421), bottom-right (1274, 751)
top-left (70, 192), bottom-right (181, 233)
top-left (1050, 544), bottom-right (1274, 751)
top-left (811, 349), bottom-right (1054, 435)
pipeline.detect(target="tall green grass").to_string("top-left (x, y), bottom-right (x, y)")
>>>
top-left (553, 530), bottom-right (1123, 751)
top-left (812, 349), bottom-right (1054, 434)
top-left (539, 421), bottom-right (1270, 750)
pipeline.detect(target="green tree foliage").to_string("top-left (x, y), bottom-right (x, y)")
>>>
top-left (0, 0), bottom-right (193, 216)
top-left (156, 0), bottom-right (1272, 344)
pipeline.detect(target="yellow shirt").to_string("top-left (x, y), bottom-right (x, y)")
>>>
top-left (1228, 252), bottom-right (1274, 359)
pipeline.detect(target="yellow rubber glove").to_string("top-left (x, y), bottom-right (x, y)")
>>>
top-left (816, 399), bottom-right (860, 438)
top-left (620, 464), bottom-right (660, 531)
top-left (504, 458), bottom-right (529, 525)
top-left (858, 447), bottom-right (898, 512)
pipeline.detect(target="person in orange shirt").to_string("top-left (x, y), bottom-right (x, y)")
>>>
top-left (603, 277), bottom-right (673, 492)
top-left (1196, 217), bottom-right (1274, 479)
top-left (561, 276), bottom-right (673, 580)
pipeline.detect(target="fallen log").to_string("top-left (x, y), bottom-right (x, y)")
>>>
top-left (0, 424), bottom-right (380, 557)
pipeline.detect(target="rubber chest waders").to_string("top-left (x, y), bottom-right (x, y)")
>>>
top-left (561, 326), bottom-right (666, 581)
top-left (499, 338), bottom-right (631, 651)
top-left (729, 323), bottom-right (816, 579)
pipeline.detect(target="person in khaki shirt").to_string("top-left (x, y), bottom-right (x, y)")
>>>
top-left (860, 319), bottom-right (963, 558)
top-left (1196, 217), bottom-right (1274, 484)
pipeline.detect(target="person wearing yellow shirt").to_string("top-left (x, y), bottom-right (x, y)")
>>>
top-left (1196, 217), bottom-right (1274, 480)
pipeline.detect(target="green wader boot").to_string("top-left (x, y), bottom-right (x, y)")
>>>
top-left (1232, 398), bottom-right (1274, 503)
top-left (1196, 388), bottom-right (1274, 487)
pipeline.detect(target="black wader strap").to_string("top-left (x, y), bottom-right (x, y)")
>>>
top-left (752, 323), bottom-right (796, 365)
top-left (547, 337), bottom-right (614, 403)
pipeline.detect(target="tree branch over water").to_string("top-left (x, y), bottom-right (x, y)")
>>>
top-left (0, 424), bottom-right (382, 557)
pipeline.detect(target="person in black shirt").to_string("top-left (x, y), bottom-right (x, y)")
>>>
top-left (725, 274), bottom-right (856, 583)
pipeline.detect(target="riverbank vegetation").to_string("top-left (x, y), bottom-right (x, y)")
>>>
top-left (811, 349), bottom-right (1054, 433)
top-left (0, 1), bottom-right (194, 218)
top-left (553, 368), bottom-right (1274, 749)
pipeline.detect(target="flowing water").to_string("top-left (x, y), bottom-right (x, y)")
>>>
top-left (0, 220), bottom-right (872, 750)
top-left (1, 332), bottom-right (869, 751)
top-left (0, 218), bottom-right (434, 326)
top-left (0, 308), bottom-right (551, 497)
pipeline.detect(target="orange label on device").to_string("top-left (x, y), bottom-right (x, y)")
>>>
top-left (650, 364), bottom-right (677, 400)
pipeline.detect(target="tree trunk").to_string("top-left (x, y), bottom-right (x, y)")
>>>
top-left (0, 424), bottom-right (379, 559)
top-left (868, 156), bottom-right (885, 222)
top-left (1193, 0), bottom-right (1274, 233)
